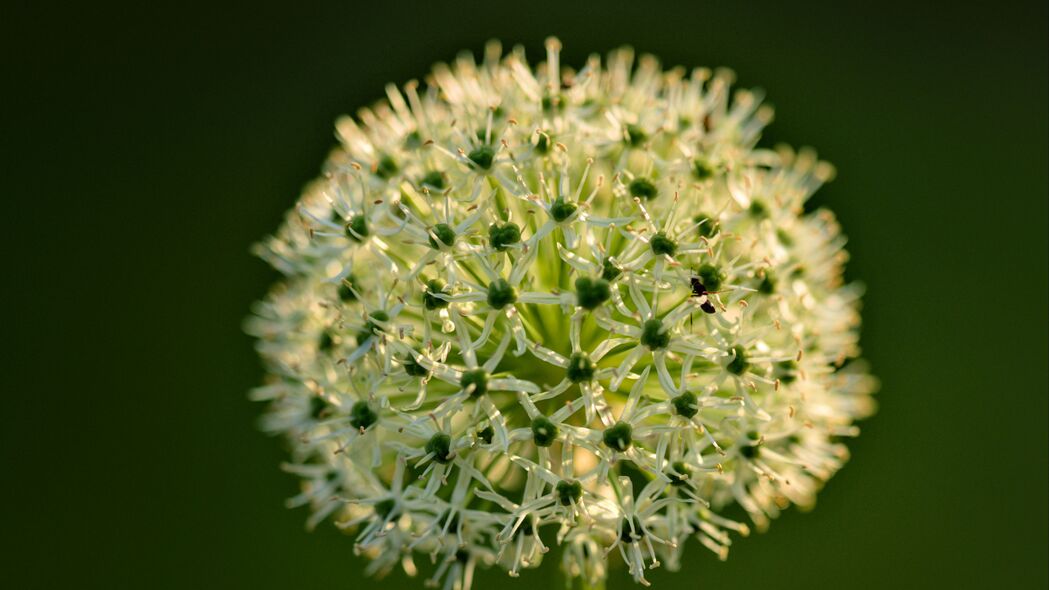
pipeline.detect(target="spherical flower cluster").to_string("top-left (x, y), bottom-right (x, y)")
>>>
top-left (247, 38), bottom-right (877, 589)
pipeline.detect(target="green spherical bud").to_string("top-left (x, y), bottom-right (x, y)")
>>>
top-left (530, 416), bottom-right (559, 447)
top-left (602, 422), bottom-right (633, 452)
top-left (356, 310), bottom-right (389, 344)
top-left (460, 369), bottom-right (489, 398)
top-left (625, 124), bottom-right (647, 147)
top-left (374, 498), bottom-right (397, 519)
top-left (776, 360), bottom-right (798, 384)
top-left (698, 264), bottom-right (725, 292)
top-left (739, 434), bottom-right (760, 459)
top-left (420, 170), bottom-right (446, 191)
top-left (486, 278), bottom-right (517, 309)
top-left (748, 199), bottom-right (769, 219)
top-left (555, 479), bottom-right (583, 505)
top-left (426, 433), bottom-right (454, 463)
top-left (403, 354), bottom-right (429, 377)
top-left (423, 279), bottom-right (449, 310)
top-left (318, 331), bottom-right (336, 352)
top-left (337, 276), bottom-right (359, 302)
top-left (375, 154), bottom-right (399, 179)
top-left (309, 396), bottom-right (328, 420)
top-left (693, 158), bottom-right (714, 180)
top-left (671, 391), bottom-right (698, 418)
top-left (477, 425), bottom-right (494, 445)
top-left (619, 516), bottom-right (644, 543)
top-left (758, 272), bottom-right (776, 294)
top-left (428, 223), bottom-right (456, 249)
top-left (726, 345), bottom-right (750, 375)
top-left (349, 401), bottom-right (378, 430)
top-left (566, 352), bottom-right (597, 383)
top-left (640, 319), bottom-right (670, 349)
top-left (534, 132), bottom-right (551, 154)
top-left (667, 461), bottom-right (692, 486)
top-left (575, 277), bottom-right (611, 310)
top-left (345, 214), bottom-right (369, 242)
top-left (601, 258), bottom-right (622, 282)
top-left (628, 177), bottom-right (658, 200)
top-left (468, 145), bottom-right (495, 170)
top-left (550, 196), bottom-right (577, 222)
top-left (516, 517), bottom-right (535, 537)
top-left (488, 222), bottom-right (521, 250)
top-left (650, 232), bottom-right (678, 256)
top-left (439, 510), bottom-right (461, 531)
top-left (541, 93), bottom-right (565, 112)
top-left (403, 130), bottom-right (422, 150)
top-left (694, 213), bottom-right (720, 238)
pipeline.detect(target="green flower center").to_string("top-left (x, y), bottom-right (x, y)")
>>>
top-left (468, 145), bottom-right (494, 170)
top-left (602, 422), bottom-right (633, 452)
top-left (460, 369), bottom-right (489, 398)
top-left (355, 310), bottom-right (389, 344)
top-left (694, 213), bottom-right (720, 238)
top-left (748, 199), bottom-right (769, 218)
top-left (671, 391), bottom-right (698, 418)
top-left (530, 416), bottom-right (559, 447)
top-left (375, 154), bottom-right (399, 179)
top-left (619, 516), bottom-right (644, 543)
top-left (309, 396), bottom-right (328, 420)
top-left (575, 277), bottom-right (611, 310)
top-left (345, 214), bottom-right (369, 242)
top-left (349, 401), bottom-right (378, 429)
top-left (486, 279), bottom-right (518, 309)
top-left (555, 479), bottom-right (583, 505)
top-left (667, 461), bottom-right (692, 486)
top-left (640, 319), bottom-right (671, 349)
top-left (776, 360), bottom-right (798, 384)
top-left (534, 132), bottom-right (551, 153)
top-left (550, 196), bottom-right (577, 222)
top-left (337, 275), bottom-right (359, 302)
top-left (420, 170), bottom-right (446, 191)
top-left (726, 345), bottom-right (749, 375)
top-left (374, 498), bottom-right (397, 519)
top-left (624, 124), bottom-right (647, 147)
top-left (423, 279), bottom-right (449, 310)
top-left (428, 223), bottom-right (456, 249)
top-left (650, 232), bottom-right (677, 256)
top-left (403, 354), bottom-right (429, 377)
top-left (426, 433), bottom-right (454, 463)
top-left (693, 158), bottom-right (714, 180)
top-left (488, 222), bottom-right (521, 250)
top-left (758, 272), bottom-right (776, 294)
top-left (698, 263), bottom-right (725, 292)
top-left (628, 177), bottom-right (658, 200)
top-left (566, 352), bottom-right (596, 383)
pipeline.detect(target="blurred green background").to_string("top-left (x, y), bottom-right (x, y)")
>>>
top-left (4, 1), bottom-right (1046, 588)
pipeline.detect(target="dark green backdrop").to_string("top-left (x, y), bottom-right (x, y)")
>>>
top-left (5, 1), bottom-right (1047, 588)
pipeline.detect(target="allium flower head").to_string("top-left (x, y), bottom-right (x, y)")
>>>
top-left (248, 38), bottom-right (877, 588)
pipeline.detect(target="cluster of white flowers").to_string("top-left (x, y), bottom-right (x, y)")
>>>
top-left (247, 38), bottom-right (876, 589)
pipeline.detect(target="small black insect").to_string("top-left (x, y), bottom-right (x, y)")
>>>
top-left (690, 276), bottom-right (718, 314)
top-left (688, 273), bottom-right (719, 330)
